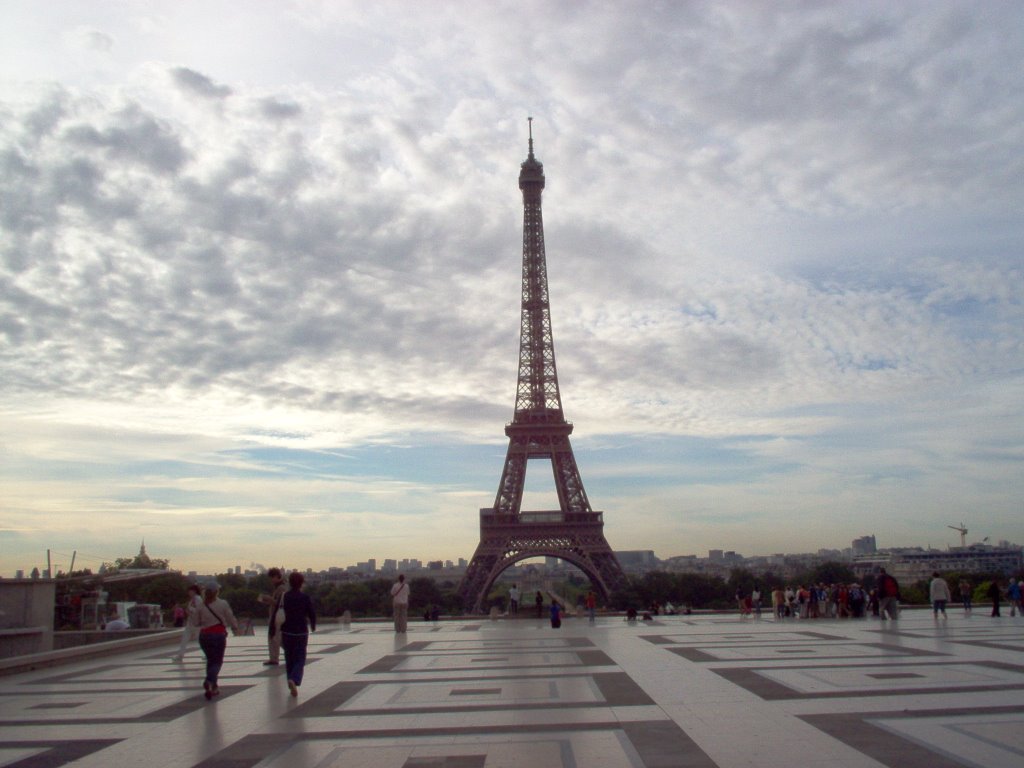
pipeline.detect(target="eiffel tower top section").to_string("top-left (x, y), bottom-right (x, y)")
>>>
top-left (512, 118), bottom-right (568, 428)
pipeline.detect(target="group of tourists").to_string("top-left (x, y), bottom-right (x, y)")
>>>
top-left (748, 582), bottom-right (877, 619)
top-left (738, 569), bottom-right (1022, 622)
top-left (171, 567), bottom-right (316, 701)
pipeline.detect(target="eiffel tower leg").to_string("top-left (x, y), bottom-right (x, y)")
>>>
top-left (457, 513), bottom-right (629, 614)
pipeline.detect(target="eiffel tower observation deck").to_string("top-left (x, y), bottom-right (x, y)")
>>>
top-left (457, 121), bottom-right (628, 613)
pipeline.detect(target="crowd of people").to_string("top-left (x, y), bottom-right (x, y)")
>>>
top-left (734, 570), bottom-right (1023, 621)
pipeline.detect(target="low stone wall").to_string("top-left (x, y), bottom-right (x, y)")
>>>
top-left (52, 629), bottom-right (170, 650)
top-left (0, 630), bottom-right (179, 676)
top-left (0, 580), bottom-right (56, 656)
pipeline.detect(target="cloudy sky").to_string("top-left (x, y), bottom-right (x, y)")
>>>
top-left (2, 1), bottom-right (1022, 578)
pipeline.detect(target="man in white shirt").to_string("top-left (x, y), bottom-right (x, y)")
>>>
top-left (508, 584), bottom-right (520, 615)
top-left (391, 574), bottom-right (410, 633)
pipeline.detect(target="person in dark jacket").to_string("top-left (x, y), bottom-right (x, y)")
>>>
top-left (280, 571), bottom-right (316, 697)
top-left (987, 579), bottom-right (1002, 617)
top-left (877, 568), bottom-right (901, 620)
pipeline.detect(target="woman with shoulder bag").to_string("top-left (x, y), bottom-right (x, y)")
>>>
top-left (196, 582), bottom-right (239, 700)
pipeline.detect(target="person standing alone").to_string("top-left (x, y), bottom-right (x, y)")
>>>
top-left (258, 568), bottom-right (286, 666)
top-left (959, 579), bottom-right (973, 615)
top-left (1008, 578), bottom-right (1022, 617)
top-left (508, 584), bottom-right (520, 615)
top-left (171, 584), bottom-right (202, 662)
top-left (988, 579), bottom-right (1002, 617)
top-left (929, 572), bottom-right (951, 619)
top-left (391, 574), bottom-right (409, 633)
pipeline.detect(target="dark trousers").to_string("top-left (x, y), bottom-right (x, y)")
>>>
top-left (199, 632), bottom-right (227, 686)
top-left (281, 632), bottom-right (309, 686)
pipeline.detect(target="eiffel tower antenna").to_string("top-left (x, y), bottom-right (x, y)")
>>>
top-left (457, 123), bottom-right (627, 613)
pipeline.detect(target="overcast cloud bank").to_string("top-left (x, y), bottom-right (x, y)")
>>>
top-left (1, 1), bottom-right (1022, 575)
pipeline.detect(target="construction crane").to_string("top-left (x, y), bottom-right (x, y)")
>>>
top-left (948, 523), bottom-right (968, 548)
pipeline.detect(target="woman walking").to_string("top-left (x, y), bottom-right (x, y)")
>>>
top-left (171, 584), bottom-right (203, 662)
top-left (280, 571), bottom-right (316, 697)
top-left (196, 582), bottom-right (239, 700)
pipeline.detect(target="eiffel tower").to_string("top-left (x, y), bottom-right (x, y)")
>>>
top-left (458, 120), bottom-right (628, 613)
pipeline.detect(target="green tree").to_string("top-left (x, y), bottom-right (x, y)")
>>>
top-left (409, 577), bottom-right (443, 614)
top-left (726, 568), bottom-right (757, 597)
top-left (249, 572), bottom-right (275, 596)
top-left (137, 573), bottom-right (190, 609)
top-left (609, 580), bottom-right (643, 611)
top-left (219, 586), bottom-right (261, 617)
top-left (331, 582), bottom-right (377, 617)
top-left (635, 571), bottom-right (676, 606)
top-left (810, 562), bottom-right (856, 586)
top-left (676, 573), bottom-right (732, 609)
top-left (214, 572), bottom-right (247, 591)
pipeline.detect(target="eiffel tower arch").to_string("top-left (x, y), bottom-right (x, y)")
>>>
top-left (458, 121), bottom-right (628, 613)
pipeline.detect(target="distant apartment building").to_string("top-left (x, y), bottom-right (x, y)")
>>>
top-left (615, 550), bottom-right (659, 574)
top-left (853, 544), bottom-right (1023, 582)
top-left (852, 535), bottom-right (877, 556)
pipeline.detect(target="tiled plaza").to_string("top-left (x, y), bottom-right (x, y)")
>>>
top-left (1, 610), bottom-right (1022, 767)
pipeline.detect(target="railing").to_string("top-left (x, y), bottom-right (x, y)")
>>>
top-left (479, 509), bottom-right (603, 525)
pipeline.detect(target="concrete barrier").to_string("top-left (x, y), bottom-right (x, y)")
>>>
top-left (0, 630), bottom-right (179, 677)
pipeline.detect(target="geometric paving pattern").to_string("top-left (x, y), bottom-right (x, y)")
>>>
top-left (0, 611), bottom-right (1021, 767)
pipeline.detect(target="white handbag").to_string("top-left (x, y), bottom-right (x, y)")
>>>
top-left (273, 595), bottom-right (285, 630)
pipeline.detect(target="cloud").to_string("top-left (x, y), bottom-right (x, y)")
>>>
top-left (69, 27), bottom-right (114, 53)
top-left (258, 97), bottom-right (302, 120)
top-left (1, 3), bottom-right (1023, 572)
top-left (170, 67), bottom-right (233, 100)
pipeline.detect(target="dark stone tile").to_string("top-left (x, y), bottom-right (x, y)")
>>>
top-left (403, 756), bottom-right (486, 768)
top-left (621, 721), bottom-right (719, 767)
top-left (0, 739), bottom-right (120, 768)
top-left (801, 713), bottom-right (968, 768)
top-left (576, 649), bottom-right (614, 666)
top-left (592, 672), bottom-right (655, 706)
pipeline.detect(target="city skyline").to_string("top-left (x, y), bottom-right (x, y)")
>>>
top-left (14, 529), bottom-right (1023, 583)
top-left (2, 2), bottom-right (1023, 577)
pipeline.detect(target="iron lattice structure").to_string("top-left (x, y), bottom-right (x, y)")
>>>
top-left (458, 123), bottom-right (628, 613)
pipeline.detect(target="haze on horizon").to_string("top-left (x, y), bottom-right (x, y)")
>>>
top-left (1, 1), bottom-right (1022, 578)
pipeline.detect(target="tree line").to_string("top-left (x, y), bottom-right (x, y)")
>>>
top-left (85, 562), bottom-right (1018, 622)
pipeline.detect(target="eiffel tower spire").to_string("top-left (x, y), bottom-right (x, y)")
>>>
top-left (514, 116), bottom-right (564, 422)
top-left (458, 122), bottom-right (627, 612)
